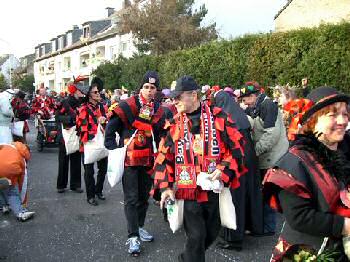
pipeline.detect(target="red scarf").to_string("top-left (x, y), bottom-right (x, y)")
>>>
top-left (174, 103), bottom-right (221, 189)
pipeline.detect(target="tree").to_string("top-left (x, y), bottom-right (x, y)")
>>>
top-left (0, 73), bottom-right (8, 90)
top-left (119, 0), bottom-right (217, 55)
top-left (12, 74), bottom-right (35, 93)
top-left (92, 58), bottom-right (124, 91)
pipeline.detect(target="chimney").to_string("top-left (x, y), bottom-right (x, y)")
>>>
top-left (106, 7), bottom-right (115, 17)
top-left (73, 25), bottom-right (79, 30)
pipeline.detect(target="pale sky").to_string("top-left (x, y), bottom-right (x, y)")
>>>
top-left (0, 0), bottom-right (287, 58)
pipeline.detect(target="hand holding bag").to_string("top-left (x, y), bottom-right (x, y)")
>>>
top-left (107, 129), bottom-right (138, 187)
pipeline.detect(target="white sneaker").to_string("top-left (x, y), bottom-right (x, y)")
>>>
top-left (139, 227), bottom-right (154, 242)
top-left (17, 211), bottom-right (35, 222)
top-left (125, 237), bottom-right (141, 255)
top-left (2, 205), bottom-right (10, 214)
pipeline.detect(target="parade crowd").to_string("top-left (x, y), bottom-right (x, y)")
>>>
top-left (1, 72), bottom-right (350, 262)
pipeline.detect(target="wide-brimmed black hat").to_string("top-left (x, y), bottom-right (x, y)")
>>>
top-left (168, 75), bottom-right (199, 99)
top-left (301, 86), bottom-right (350, 124)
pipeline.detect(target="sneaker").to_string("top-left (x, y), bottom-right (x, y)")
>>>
top-left (96, 193), bottom-right (106, 200)
top-left (139, 227), bottom-right (154, 242)
top-left (2, 205), bottom-right (10, 215)
top-left (126, 237), bottom-right (141, 256)
top-left (17, 211), bottom-right (35, 222)
top-left (87, 198), bottom-right (98, 206)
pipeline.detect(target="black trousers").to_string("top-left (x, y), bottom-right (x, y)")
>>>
top-left (57, 142), bottom-right (82, 190)
top-left (122, 166), bottom-right (153, 238)
top-left (82, 156), bottom-right (107, 200)
top-left (180, 192), bottom-right (221, 262)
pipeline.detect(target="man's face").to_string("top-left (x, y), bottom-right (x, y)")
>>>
top-left (140, 83), bottom-right (157, 102)
top-left (302, 78), bottom-right (308, 87)
top-left (74, 89), bottom-right (84, 98)
top-left (173, 91), bottom-right (197, 113)
top-left (242, 94), bottom-right (257, 107)
top-left (39, 88), bottom-right (46, 96)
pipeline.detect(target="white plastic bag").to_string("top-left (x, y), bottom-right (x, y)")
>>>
top-left (107, 130), bottom-right (137, 187)
top-left (61, 125), bottom-right (80, 155)
top-left (167, 199), bottom-right (184, 233)
top-left (84, 124), bottom-right (109, 164)
top-left (11, 121), bottom-right (25, 137)
top-left (219, 187), bottom-right (237, 230)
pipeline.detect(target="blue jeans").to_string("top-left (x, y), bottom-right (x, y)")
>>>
top-left (1, 185), bottom-right (26, 216)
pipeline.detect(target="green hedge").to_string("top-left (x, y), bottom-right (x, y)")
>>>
top-left (94, 22), bottom-right (350, 93)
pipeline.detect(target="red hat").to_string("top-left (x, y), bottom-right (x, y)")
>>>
top-left (68, 84), bottom-right (77, 94)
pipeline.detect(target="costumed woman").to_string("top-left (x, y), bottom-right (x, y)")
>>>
top-left (264, 87), bottom-right (350, 261)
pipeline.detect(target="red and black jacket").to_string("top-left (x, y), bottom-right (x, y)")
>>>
top-left (32, 95), bottom-right (57, 120)
top-left (263, 133), bottom-right (350, 261)
top-left (104, 95), bottom-right (169, 167)
top-left (11, 97), bottom-right (31, 121)
top-left (55, 95), bottom-right (81, 143)
top-left (76, 101), bottom-right (108, 152)
top-left (152, 105), bottom-right (247, 202)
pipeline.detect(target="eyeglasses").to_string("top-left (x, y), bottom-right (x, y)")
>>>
top-left (91, 90), bottom-right (100, 94)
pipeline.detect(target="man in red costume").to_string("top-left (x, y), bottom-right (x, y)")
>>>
top-left (32, 85), bottom-right (56, 120)
top-left (154, 76), bottom-right (246, 262)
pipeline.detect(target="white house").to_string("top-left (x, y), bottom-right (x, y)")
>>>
top-left (275, 0), bottom-right (350, 32)
top-left (33, 3), bottom-right (139, 92)
top-left (0, 54), bottom-right (20, 87)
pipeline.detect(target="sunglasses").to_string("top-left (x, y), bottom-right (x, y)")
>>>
top-left (91, 90), bottom-right (100, 94)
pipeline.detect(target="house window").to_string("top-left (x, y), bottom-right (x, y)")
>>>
top-left (39, 66), bottom-right (45, 75)
top-left (64, 57), bottom-right (71, 71)
top-left (47, 61), bottom-right (55, 74)
top-left (67, 33), bottom-right (72, 46)
top-left (60, 37), bottom-right (66, 49)
top-left (122, 42), bottom-right (127, 52)
top-left (83, 26), bottom-right (90, 38)
top-left (80, 53), bottom-right (89, 68)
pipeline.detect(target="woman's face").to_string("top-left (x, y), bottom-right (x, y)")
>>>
top-left (89, 86), bottom-right (101, 102)
top-left (315, 102), bottom-right (349, 145)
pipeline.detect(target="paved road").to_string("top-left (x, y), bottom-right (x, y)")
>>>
top-left (0, 123), bottom-right (281, 262)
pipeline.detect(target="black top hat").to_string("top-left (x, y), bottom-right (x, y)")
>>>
top-left (301, 86), bottom-right (350, 124)
top-left (168, 75), bottom-right (199, 99)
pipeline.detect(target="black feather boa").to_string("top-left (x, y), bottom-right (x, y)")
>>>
top-left (292, 133), bottom-right (350, 187)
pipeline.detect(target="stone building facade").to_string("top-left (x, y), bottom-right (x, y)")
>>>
top-left (275, 0), bottom-right (350, 32)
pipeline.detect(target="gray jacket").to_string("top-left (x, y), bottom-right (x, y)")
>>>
top-left (247, 94), bottom-right (289, 169)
